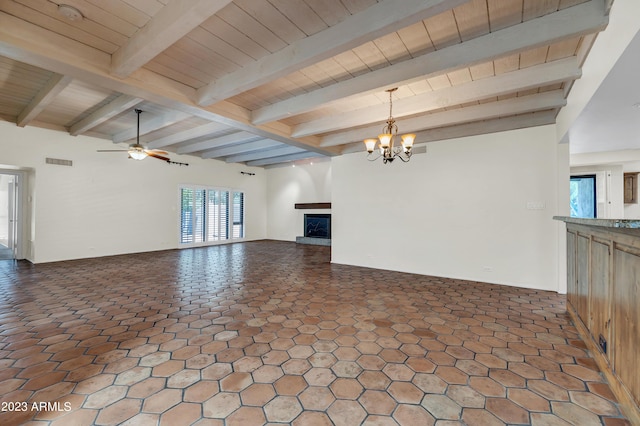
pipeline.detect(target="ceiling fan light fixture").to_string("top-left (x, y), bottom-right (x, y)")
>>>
top-left (97, 109), bottom-right (188, 166)
top-left (129, 143), bottom-right (149, 160)
top-left (129, 149), bottom-right (147, 160)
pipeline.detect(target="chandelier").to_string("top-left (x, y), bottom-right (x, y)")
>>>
top-left (364, 88), bottom-right (415, 163)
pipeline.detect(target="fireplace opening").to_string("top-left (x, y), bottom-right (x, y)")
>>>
top-left (304, 214), bottom-right (331, 239)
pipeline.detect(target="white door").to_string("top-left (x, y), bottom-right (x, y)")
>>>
top-left (7, 175), bottom-right (18, 259)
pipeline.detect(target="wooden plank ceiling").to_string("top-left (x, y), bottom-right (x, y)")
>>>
top-left (0, 0), bottom-right (609, 167)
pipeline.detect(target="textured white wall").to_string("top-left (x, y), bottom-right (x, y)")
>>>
top-left (331, 125), bottom-right (568, 292)
top-left (0, 121), bottom-right (267, 263)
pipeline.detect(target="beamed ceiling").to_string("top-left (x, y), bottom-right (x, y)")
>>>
top-left (0, 0), bottom-right (611, 167)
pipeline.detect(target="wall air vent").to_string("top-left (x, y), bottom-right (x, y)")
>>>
top-left (412, 145), bottom-right (427, 155)
top-left (45, 158), bottom-right (73, 166)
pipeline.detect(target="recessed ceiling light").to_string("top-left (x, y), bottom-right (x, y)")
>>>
top-left (58, 5), bottom-right (84, 22)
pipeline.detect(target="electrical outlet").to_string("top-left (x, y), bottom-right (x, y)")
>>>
top-left (598, 334), bottom-right (607, 354)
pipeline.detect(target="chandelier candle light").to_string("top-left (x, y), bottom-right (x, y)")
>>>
top-left (364, 88), bottom-right (415, 163)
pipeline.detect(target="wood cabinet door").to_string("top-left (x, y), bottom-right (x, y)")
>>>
top-left (613, 245), bottom-right (640, 406)
top-left (567, 230), bottom-right (577, 307)
top-left (624, 173), bottom-right (638, 204)
top-left (576, 234), bottom-right (590, 324)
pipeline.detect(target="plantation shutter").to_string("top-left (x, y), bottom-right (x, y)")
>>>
top-left (180, 188), bottom-right (194, 244)
top-left (232, 192), bottom-right (244, 239)
top-left (194, 189), bottom-right (206, 243)
top-left (208, 190), bottom-right (219, 241)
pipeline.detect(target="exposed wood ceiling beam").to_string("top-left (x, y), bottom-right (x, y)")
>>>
top-left (226, 146), bottom-right (306, 164)
top-left (111, 0), bottom-right (233, 78)
top-left (69, 95), bottom-right (142, 136)
top-left (252, 0), bottom-right (608, 125)
top-left (246, 152), bottom-right (325, 167)
top-left (295, 57), bottom-right (580, 138)
top-left (196, 0), bottom-right (469, 106)
top-left (177, 131), bottom-right (260, 154)
top-left (146, 122), bottom-right (230, 149)
top-left (17, 73), bottom-right (72, 127)
top-left (112, 110), bottom-right (191, 144)
top-left (323, 91), bottom-right (566, 147)
top-left (201, 139), bottom-right (283, 159)
top-left (341, 111), bottom-right (558, 154)
top-left (0, 11), bottom-right (338, 157)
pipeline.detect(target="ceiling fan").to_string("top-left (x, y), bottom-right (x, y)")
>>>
top-left (98, 109), bottom-right (188, 166)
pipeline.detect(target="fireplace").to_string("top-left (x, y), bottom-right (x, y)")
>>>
top-left (304, 214), bottom-right (331, 239)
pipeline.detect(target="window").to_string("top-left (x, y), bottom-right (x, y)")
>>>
top-left (570, 175), bottom-right (597, 218)
top-left (180, 187), bottom-right (244, 245)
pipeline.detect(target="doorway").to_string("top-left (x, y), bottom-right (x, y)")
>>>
top-left (0, 172), bottom-right (24, 260)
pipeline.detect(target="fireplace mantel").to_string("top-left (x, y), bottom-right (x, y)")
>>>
top-left (294, 203), bottom-right (331, 209)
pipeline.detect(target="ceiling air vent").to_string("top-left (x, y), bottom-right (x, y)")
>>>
top-left (45, 157), bottom-right (73, 166)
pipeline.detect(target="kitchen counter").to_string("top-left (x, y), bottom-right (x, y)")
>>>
top-left (554, 216), bottom-right (640, 229)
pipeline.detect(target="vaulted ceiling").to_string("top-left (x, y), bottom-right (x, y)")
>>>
top-left (0, 0), bottom-right (611, 167)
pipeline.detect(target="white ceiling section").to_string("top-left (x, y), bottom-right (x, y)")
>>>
top-left (568, 28), bottom-right (640, 155)
top-left (0, 0), bottom-right (616, 167)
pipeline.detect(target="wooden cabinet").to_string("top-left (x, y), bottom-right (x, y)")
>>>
top-left (624, 172), bottom-right (638, 204)
top-left (563, 221), bottom-right (640, 423)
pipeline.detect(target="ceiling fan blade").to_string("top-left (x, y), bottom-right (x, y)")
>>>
top-left (97, 149), bottom-right (129, 152)
top-left (147, 152), bottom-right (171, 162)
top-left (146, 149), bottom-right (168, 155)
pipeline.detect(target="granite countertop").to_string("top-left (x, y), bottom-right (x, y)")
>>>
top-left (553, 216), bottom-right (640, 229)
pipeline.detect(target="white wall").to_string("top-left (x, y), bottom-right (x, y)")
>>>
top-left (331, 125), bottom-right (568, 292)
top-left (0, 121), bottom-right (267, 263)
top-left (266, 160), bottom-right (331, 241)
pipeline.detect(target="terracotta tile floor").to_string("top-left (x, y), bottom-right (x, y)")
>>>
top-left (0, 241), bottom-right (631, 426)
